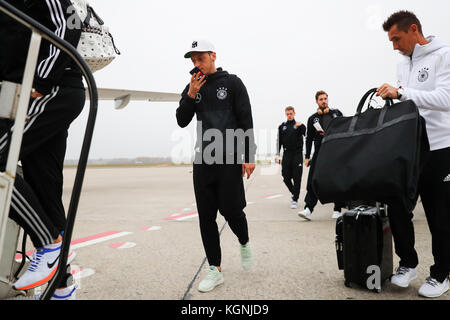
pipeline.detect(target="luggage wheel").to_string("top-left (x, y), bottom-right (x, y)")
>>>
top-left (373, 288), bottom-right (381, 294)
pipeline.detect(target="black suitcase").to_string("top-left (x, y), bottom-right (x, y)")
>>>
top-left (340, 204), bottom-right (393, 293)
top-left (335, 201), bottom-right (378, 271)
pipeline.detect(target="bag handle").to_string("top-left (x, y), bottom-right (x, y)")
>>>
top-left (356, 88), bottom-right (393, 115)
top-left (349, 88), bottom-right (394, 133)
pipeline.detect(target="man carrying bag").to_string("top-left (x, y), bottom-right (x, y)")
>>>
top-left (377, 11), bottom-right (450, 298)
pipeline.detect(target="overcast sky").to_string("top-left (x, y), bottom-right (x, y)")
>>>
top-left (65, 0), bottom-right (450, 161)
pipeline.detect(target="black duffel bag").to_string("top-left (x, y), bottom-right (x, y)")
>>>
top-left (312, 88), bottom-right (429, 208)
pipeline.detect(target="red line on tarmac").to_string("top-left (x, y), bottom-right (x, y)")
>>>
top-left (109, 242), bottom-right (126, 249)
top-left (15, 230), bottom-right (126, 260)
top-left (261, 194), bottom-right (279, 198)
top-left (71, 230), bottom-right (122, 246)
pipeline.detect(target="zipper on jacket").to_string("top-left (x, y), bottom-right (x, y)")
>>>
top-left (406, 57), bottom-right (413, 87)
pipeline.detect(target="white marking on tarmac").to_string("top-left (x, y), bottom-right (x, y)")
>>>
top-left (15, 230), bottom-right (133, 261)
top-left (71, 231), bottom-right (134, 250)
top-left (141, 226), bottom-right (162, 231)
top-left (164, 212), bottom-right (198, 221)
top-left (173, 214), bottom-right (198, 221)
top-left (262, 194), bottom-right (283, 200)
top-left (109, 242), bottom-right (136, 249)
top-left (71, 265), bottom-right (96, 280)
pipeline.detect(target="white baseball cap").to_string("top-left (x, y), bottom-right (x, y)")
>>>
top-left (184, 39), bottom-right (215, 58)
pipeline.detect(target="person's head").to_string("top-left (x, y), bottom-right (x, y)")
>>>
top-left (315, 90), bottom-right (328, 109)
top-left (382, 11), bottom-right (426, 56)
top-left (184, 40), bottom-right (217, 75)
top-left (285, 106), bottom-right (295, 121)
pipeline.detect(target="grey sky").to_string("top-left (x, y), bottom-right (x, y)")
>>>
top-left (66, 0), bottom-right (450, 160)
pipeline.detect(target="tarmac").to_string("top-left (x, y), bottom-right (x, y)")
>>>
top-left (53, 164), bottom-right (448, 300)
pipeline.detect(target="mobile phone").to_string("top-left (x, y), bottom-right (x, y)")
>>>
top-left (190, 67), bottom-right (206, 80)
top-left (313, 122), bottom-right (325, 133)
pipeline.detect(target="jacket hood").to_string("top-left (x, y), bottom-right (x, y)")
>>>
top-left (207, 67), bottom-right (228, 80)
top-left (411, 36), bottom-right (449, 61)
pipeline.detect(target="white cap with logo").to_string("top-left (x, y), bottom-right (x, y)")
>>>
top-left (184, 40), bottom-right (215, 58)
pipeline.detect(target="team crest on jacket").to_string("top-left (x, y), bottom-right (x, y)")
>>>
top-left (216, 87), bottom-right (228, 100)
top-left (418, 67), bottom-right (430, 83)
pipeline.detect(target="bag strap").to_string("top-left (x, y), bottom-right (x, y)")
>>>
top-left (85, 5), bottom-right (104, 25)
top-left (356, 88), bottom-right (393, 115)
top-left (349, 88), bottom-right (394, 133)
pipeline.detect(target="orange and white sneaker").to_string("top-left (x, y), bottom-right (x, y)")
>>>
top-left (13, 243), bottom-right (76, 291)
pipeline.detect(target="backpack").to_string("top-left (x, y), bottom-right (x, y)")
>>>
top-left (69, 0), bottom-right (120, 72)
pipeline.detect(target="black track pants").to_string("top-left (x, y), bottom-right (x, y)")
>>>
top-left (421, 147), bottom-right (450, 282)
top-left (389, 147), bottom-right (450, 282)
top-left (281, 152), bottom-right (303, 202)
top-left (0, 85), bottom-right (85, 248)
top-left (193, 163), bottom-right (249, 267)
top-left (304, 156), bottom-right (344, 213)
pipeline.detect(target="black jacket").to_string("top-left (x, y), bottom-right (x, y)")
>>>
top-left (277, 119), bottom-right (306, 156)
top-left (176, 68), bottom-right (256, 163)
top-left (305, 108), bottom-right (343, 159)
top-left (0, 0), bottom-right (83, 94)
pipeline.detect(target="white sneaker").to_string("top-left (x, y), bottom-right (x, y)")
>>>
top-left (13, 243), bottom-right (76, 291)
top-left (332, 211), bottom-right (342, 219)
top-left (198, 266), bottom-right (224, 292)
top-left (298, 207), bottom-right (312, 221)
top-left (240, 242), bottom-right (253, 270)
top-left (418, 277), bottom-right (449, 298)
top-left (51, 284), bottom-right (78, 300)
top-left (290, 201), bottom-right (298, 209)
top-left (390, 266), bottom-right (418, 288)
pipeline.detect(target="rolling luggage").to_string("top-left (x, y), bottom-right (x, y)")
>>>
top-left (337, 204), bottom-right (393, 293)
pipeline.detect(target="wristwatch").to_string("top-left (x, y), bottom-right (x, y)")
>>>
top-left (397, 87), bottom-right (404, 100)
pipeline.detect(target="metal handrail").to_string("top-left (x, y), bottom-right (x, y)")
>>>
top-left (0, 0), bottom-right (98, 300)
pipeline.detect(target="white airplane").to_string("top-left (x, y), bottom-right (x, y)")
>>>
top-left (87, 88), bottom-right (181, 110)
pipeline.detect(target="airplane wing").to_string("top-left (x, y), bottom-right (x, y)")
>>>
top-left (86, 88), bottom-right (181, 109)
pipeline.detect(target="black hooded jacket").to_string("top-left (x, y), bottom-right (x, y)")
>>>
top-left (0, 0), bottom-right (83, 94)
top-left (277, 119), bottom-right (306, 156)
top-left (176, 68), bottom-right (256, 163)
top-left (305, 108), bottom-right (343, 159)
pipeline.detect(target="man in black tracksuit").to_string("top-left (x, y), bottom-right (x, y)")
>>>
top-left (0, 0), bottom-right (83, 294)
top-left (176, 40), bottom-right (256, 293)
top-left (276, 106), bottom-right (306, 209)
top-left (298, 90), bottom-right (345, 220)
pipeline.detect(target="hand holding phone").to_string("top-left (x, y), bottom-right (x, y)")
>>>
top-left (313, 122), bottom-right (325, 135)
top-left (188, 67), bottom-right (207, 99)
top-left (190, 67), bottom-right (206, 80)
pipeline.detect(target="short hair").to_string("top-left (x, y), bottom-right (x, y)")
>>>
top-left (285, 106), bottom-right (295, 112)
top-left (382, 10), bottom-right (423, 35)
top-left (315, 90), bottom-right (328, 101)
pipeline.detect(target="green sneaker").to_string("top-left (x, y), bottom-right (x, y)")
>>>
top-left (198, 266), bottom-right (224, 292)
top-left (240, 242), bottom-right (253, 270)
